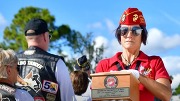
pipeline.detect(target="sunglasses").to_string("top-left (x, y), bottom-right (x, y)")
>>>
top-left (48, 29), bottom-right (53, 39)
top-left (119, 26), bottom-right (143, 36)
top-left (49, 34), bottom-right (52, 39)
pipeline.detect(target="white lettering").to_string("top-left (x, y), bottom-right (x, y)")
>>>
top-left (0, 85), bottom-right (15, 94)
top-left (24, 50), bottom-right (35, 55)
top-left (18, 60), bottom-right (27, 65)
top-left (27, 61), bottom-right (43, 69)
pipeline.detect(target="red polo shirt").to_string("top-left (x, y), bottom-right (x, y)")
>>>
top-left (95, 51), bottom-right (171, 101)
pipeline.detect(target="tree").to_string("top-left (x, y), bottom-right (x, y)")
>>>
top-left (173, 84), bottom-right (180, 95)
top-left (1, 6), bottom-right (57, 51)
top-left (0, 6), bottom-right (105, 71)
top-left (62, 31), bottom-right (105, 71)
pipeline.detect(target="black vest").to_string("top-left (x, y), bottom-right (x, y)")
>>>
top-left (17, 46), bottom-right (63, 101)
top-left (0, 83), bottom-right (16, 101)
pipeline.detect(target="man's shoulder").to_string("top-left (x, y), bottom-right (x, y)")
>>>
top-left (47, 53), bottom-right (65, 62)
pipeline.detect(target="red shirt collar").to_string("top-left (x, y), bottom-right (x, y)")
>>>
top-left (109, 51), bottom-right (149, 67)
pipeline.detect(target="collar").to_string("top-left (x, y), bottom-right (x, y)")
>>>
top-left (109, 51), bottom-right (149, 67)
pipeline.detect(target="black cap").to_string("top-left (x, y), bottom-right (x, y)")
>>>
top-left (75, 55), bottom-right (90, 71)
top-left (24, 18), bottom-right (49, 36)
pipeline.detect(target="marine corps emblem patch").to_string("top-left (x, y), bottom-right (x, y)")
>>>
top-left (104, 75), bottom-right (118, 88)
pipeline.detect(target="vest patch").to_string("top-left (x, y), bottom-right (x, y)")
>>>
top-left (24, 50), bottom-right (35, 55)
top-left (34, 97), bottom-right (45, 101)
top-left (42, 80), bottom-right (58, 94)
top-left (18, 60), bottom-right (43, 69)
top-left (0, 84), bottom-right (15, 94)
top-left (2, 97), bottom-right (10, 101)
top-left (46, 93), bottom-right (56, 101)
top-left (17, 71), bottom-right (42, 93)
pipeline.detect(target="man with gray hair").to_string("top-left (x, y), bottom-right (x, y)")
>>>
top-left (0, 48), bottom-right (33, 101)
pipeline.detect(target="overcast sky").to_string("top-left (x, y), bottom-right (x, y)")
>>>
top-left (0, 0), bottom-right (180, 89)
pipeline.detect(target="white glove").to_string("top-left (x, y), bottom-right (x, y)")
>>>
top-left (121, 69), bottom-right (140, 80)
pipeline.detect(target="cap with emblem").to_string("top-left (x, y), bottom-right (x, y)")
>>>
top-left (119, 8), bottom-right (146, 27)
top-left (24, 18), bottom-right (49, 36)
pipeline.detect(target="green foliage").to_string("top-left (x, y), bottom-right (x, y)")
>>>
top-left (173, 84), bottom-right (180, 95)
top-left (49, 24), bottom-right (71, 53)
top-left (60, 31), bottom-right (105, 70)
top-left (0, 6), bottom-right (105, 72)
top-left (1, 6), bottom-right (56, 51)
top-left (171, 75), bottom-right (180, 95)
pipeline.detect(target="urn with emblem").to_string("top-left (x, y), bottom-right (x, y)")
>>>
top-left (90, 71), bottom-right (139, 101)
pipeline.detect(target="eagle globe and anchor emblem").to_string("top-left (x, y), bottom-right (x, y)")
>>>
top-left (104, 75), bottom-right (118, 88)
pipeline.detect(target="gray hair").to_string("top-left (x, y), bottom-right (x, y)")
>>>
top-left (0, 48), bottom-right (18, 78)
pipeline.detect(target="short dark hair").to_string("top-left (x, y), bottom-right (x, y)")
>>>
top-left (115, 25), bottom-right (148, 45)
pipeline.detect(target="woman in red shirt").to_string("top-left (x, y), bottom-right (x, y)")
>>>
top-left (95, 7), bottom-right (172, 101)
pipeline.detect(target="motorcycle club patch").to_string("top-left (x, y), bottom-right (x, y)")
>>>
top-left (104, 75), bottom-right (118, 88)
top-left (0, 84), bottom-right (15, 94)
top-left (46, 93), bottom-right (56, 101)
top-left (42, 80), bottom-right (58, 94)
top-left (34, 97), bottom-right (45, 101)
